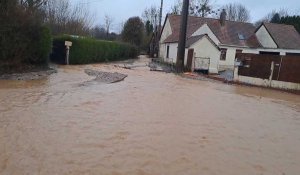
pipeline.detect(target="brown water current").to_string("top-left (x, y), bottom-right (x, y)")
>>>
top-left (1, 57), bottom-right (300, 175)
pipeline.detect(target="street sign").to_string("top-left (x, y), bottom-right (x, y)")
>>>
top-left (65, 41), bottom-right (72, 65)
top-left (65, 41), bottom-right (72, 47)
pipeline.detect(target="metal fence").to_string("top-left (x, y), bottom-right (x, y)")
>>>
top-left (236, 53), bottom-right (300, 84)
top-left (194, 57), bottom-right (210, 70)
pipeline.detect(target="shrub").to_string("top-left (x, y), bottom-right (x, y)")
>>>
top-left (121, 17), bottom-right (144, 47)
top-left (0, 3), bottom-right (52, 73)
top-left (28, 26), bottom-right (52, 65)
top-left (51, 36), bottom-right (139, 65)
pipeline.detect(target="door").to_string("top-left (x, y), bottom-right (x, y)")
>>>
top-left (187, 49), bottom-right (194, 72)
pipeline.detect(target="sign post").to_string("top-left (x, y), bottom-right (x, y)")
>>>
top-left (65, 41), bottom-right (72, 65)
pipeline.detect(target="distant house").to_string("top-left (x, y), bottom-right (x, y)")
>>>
top-left (159, 10), bottom-right (300, 74)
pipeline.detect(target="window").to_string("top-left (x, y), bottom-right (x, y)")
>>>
top-left (166, 46), bottom-right (170, 58)
top-left (220, 48), bottom-right (227, 60)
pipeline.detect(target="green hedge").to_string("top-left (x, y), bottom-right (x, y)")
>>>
top-left (51, 36), bottom-right (139, 65)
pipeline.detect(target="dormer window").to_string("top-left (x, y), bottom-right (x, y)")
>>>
top-left (238, 33), bottom-right (246, 40)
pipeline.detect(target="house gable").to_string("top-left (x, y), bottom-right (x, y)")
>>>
top-left (255, 25), bottom-right (278, 49)
top-left (160, 17), bottom-right (172, 43)
top-left (263, 23), bottom-right (300, 50)
top-left (188, 35), bottom-right (220, 74)
top-left (191, 24), bottom-right (220, 45)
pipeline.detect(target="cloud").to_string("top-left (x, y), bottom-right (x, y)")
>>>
top-left (70, 0), bottom-right (300, 32)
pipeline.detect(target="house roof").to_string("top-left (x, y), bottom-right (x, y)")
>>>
top-left (164, 15), bottom-right (215, 43)
top-left (261, 23), bottom-right (300, 49)
top-left (185, 35), bottom-right (205, 48)
top-left (246, 34), bottom-right (262, 48)
top-left (163, 15), bottom-right (258, 47)
top-left (206, 19), bottom-right (257, 47)
top-left (185, 34), bottom-right (219, 49)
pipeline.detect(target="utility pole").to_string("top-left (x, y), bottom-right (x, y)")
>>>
top-left (176, 0), bottom-right (189, 72)
top-left (157, 0), bottom-right (163, 58)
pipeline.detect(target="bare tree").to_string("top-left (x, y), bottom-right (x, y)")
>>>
top-left (43, 0), bottom-right (95, 36)
top-left (170, 0), bottom-right (217, 17)
top-left (19, 0), bottom-right (47, 9)
top-left (222, 3), bottom-right (250, 22)
top-left (142, 6), bottom-right (160, 28)
top-left (104, 15), bottom-right (114, 38)
top-left (190, 0), bottom-right (215, 17)
top-left (91, 25), bottom-right (106, 39)
top-left (117, 21), bottom-right (125, 34)
top-left (170, 1), bottom-right (182, 15)
top-left (43, 0), bottom-right (69, 33)
top-left (255, 9), bottom-right (288, 26)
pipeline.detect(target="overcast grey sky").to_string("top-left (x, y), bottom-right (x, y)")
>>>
top-left (71, 0), bottom-right (299, 32)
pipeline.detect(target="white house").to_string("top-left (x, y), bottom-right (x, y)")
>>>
top-left (159, 10), bottom-right (300, 74)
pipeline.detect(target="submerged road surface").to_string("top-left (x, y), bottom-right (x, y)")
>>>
top-left (0, 57), bottom-right (300, 175)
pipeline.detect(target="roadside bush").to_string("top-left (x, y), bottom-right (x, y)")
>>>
top-left (28, 26), bottom-right (52, 65)
top-left (51, 36), bottom-right (139, 64)
top-left (0, 2), bottom-right (52, 73)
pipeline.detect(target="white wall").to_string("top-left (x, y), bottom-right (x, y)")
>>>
top-left (160, 18), bottom-right (172, 44)
top-left (219, 47), bottom-right (237, 70)
top-left (160, 44), bottom-right (166, 59)
top-left (166, 43), bottom-right (178, 64)
top-left (256, 25), bottom-right (277, 48)
top-left (234, 74), bottom-right (300, 91)
top-left (189, 37), bottom-right (220, 74)
top-left (191, 24), bottom-right (220, 45)
top-left (159, 18), bottom-right (172, 58)
top-left (241, 48), bottom-right (259, 54)
top-left (161, 43), bottom-right (189, 65)
top-left (161, 43), bottom-right (178, 63)
top-left (184, 49), bottom-right (188, 66)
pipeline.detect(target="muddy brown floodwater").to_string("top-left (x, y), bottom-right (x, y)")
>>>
top-left (0, 57), bottom-right (300, 175)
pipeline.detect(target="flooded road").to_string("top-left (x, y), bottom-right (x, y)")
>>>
top-left (1, 57), bottom-right (300, 175)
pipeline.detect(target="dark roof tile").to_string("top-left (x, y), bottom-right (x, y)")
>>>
top-left (263, 23), bottom-right (300, 49)
top-left (185, 35), bottom-right (205, 48)
top-left (246, 34), bottom-right (262, 48)
top-left (163, 15), bottom-right (258, 47)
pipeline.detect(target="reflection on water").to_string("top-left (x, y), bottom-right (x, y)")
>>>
top-left (0, 57), bottom-right (300, 175)
top-left (0, 78), bottom-right (49, 89)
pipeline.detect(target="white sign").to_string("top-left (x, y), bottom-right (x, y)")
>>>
top-left (65, 41), bottom-right (72, 47)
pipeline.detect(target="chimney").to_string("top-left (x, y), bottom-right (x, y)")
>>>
top-left (220, 9), bottom-right (227, 26)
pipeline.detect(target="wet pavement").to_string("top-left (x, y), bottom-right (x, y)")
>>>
top-left (0, 56), bottom-right (300, 175)
top-left (0, 69), bottom-right (57, 81)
